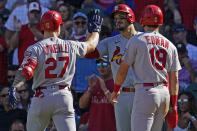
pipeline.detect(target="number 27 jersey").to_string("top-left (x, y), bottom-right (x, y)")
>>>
top-left (21, 37), bottom-right (87, 90)
top-left (123, 31), bottom-right (182, 84)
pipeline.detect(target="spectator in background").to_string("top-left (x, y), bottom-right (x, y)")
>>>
top-left (175, 43), bottom-right (197, 91)
top-left (37, 0), bottom-right (56, 9)
top-left (81, 0), bottom-right (106, 16)
top-left (56, 0), bottom-right (65, 9)
top-left (0, 27), bottom-right (8, 86)
top-left (17, 83), bottom-right (32, 111)
top-left (71, 12), bottom-right (99, 92)
top-left (7, 65), bottom-right (19, 86)
top-left (79, 56), bottom-right (116, 131)
top-left (58, 3), bottom-right (73, 39)
top-left (177, 0), bottom-right (197, 45)
top-left (9, 119), bottom-right (26, 131)
top-left (4, 0), bottom-right (48, 52)
top-left (5, 0), bottom-right (25, 12)
top-left (7, 1), bottom-right (44, 65)
top-left (194, 17), bottom-right (197, 40)
top-left (172, 24), bottom-right (197, 61)
top-left (166, 91), bottom-right (197, 131)
top-left (0, 86), bottom-right (27, 131)
top-left (70, 12), bottom-right (88, 41)
top-left (0, 0), bottom-right (10, 23)
top-left (134, 0), bottom-right (180, 23)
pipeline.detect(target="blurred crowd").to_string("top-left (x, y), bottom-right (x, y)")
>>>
top-left (0, 0), bottom-right (197, 131)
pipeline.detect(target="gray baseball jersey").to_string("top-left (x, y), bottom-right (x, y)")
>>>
top-left (21, 37), bottom-right (87, 90)
top-left (97, 33), bottom-right (141, 87)
top-left (123, 31), bottom-right (182, 84)
top-left (123, 31), bottom-right (181, 131)
top-left (97, 33), bottom-right (141, 131)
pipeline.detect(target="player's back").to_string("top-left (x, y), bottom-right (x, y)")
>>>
top-left (24, 37), bottom-right (87, 90)
top-left (124, 31), bottom-right (179, 84)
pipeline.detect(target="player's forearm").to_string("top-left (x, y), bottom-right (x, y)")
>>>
top-left (79, 90), bottom-right (92, 109)
top-left (12, 70), bottom-right (26, 90)
top-left (85, 32), bottom-right (99, 54)
top-left (115, 61), bottom-right (129, 86)
top-left (168, 71), bottom-right (179, 95)
top-left (8, 31), bottom-right (19, 50)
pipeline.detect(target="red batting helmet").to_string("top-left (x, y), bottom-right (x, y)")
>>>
top-left (41, 11), bottom-right (64, 31)
top-left (140, 5), bottom-right (163, 26)
top-left (112, 4), bottom-right (135, 23)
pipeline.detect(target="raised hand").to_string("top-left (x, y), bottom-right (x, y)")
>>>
top-left (87, 9), bottom-right (103, 33)
top-left (88, 74), bottom-right (97, 91)
top-left (14, 15), bottom-right (22, 31)
top-left (110, 91), bottom-right (120, 104)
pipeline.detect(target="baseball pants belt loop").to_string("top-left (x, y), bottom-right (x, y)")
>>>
top-left (143, 82), bottom-right (168, 87)
top-left (122, 87), bottom-right (135, 92)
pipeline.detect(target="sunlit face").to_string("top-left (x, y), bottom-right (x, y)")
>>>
top-left (17, 86), bottom-right (29, 101)
top-left (73, 17), bottom-right (87, 35)
top-left (28, 10), bottom-right (41, 24)
top-left (114, 12), bottom-right (130, 32)
top-left (178, 94), bottom-right (190, 112)
top-left (59, 5), bottom-right (69, 21)
top-left (97, 61), bottom-right (111, 77)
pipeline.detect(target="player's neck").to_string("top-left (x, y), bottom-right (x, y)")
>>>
top-left (121, 25), bottom-right (137, 39)
top-left (44, 31), bottom-right (59, 38)
top-left (144, 26), bottom-right (159, 32)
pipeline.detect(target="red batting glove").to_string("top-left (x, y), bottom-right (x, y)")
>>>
top-left (166, 95), bottom-right (178, 129)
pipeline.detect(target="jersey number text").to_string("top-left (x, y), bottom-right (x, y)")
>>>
top-left (149, 48), bottom-right (167, 70)
top-left (45, 57), bottom-right (69, 78)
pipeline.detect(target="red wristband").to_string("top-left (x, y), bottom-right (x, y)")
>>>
top-left (170, 95), bottom-right (178, 106)
top-left (113, 84), bottom-right (121, 93)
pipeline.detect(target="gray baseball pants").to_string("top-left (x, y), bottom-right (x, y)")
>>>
top-left (114, 91), bottom-right (134, 131)
top-left (26, 86), bottom-right (76, 131)
top-left (131, 84), bottom-right (170, 131)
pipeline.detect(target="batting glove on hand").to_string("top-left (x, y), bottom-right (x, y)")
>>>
top-left (8, 86), bottom-right (17, 108)
top-left (88, 9), bottom-right (103, 33)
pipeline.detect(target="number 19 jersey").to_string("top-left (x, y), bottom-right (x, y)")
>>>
top-left (21, 37), bottom-right (87, 90)
top-left (123, 31), bottom-right (181, 84)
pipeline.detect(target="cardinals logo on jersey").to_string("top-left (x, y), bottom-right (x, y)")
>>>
top-left (111, 46), bottom-right (123, 64)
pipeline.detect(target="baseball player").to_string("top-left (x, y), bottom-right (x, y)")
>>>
top-left (110, 5), bottom-right (181, 131)
top-left (8, 10), bottom-right (103, 131)
top-left (86, 4), bottom-right (140, 131)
